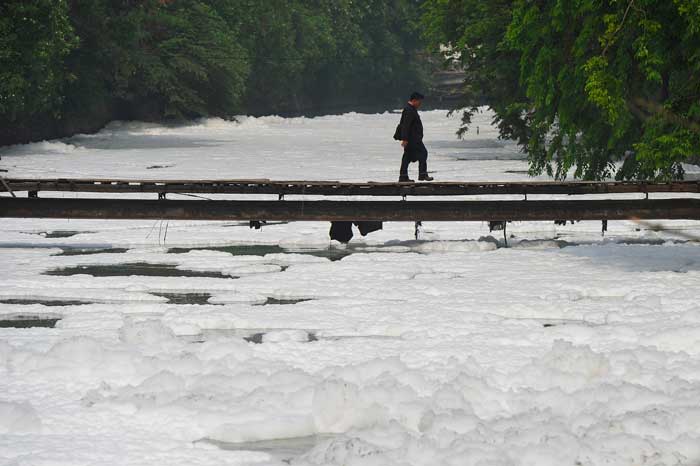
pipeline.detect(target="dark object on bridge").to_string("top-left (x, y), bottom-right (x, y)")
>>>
top-left (355, 221), bottom-right (383, 236)
top-left (250, 220), bottom-right (266, 230)
top-left (398, 102), bottom-right (429, 181)
top-left (329, 221), bottom-right (383, 243)
top-left (489, 221), bottom-right (506, 231)
top-left (554, 220), bottom-right (580, 226)
top-left (330, 221), bottom-right (354, 243)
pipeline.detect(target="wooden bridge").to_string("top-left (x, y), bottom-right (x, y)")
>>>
top-left (1, 178), bottom-right (700, 223)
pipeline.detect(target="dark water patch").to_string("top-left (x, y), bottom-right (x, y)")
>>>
top-left (550, 235), bottom-right (691, 248)
top-left (183, 328), bottom-right (403, 345)
top-left (540, 319), bottom-right (596, 328)
top-left (431, 139), bottom-right (508, 150)
top-left (66, 133), bottom-right (223, 151)
top-left (303, 249), bottom-right (352, 261)
top-left (221, 221), bottom-right (290, 228)
top-left (453, 153), bottom-right (526, 161)
top-left (44, 262), bottom-right (236, 279)
top-left (169, 245), bottom-right (286, 256)
top-left (151, 292), bottom-right (214, 305)
top-left (25, 230), bottom-right (94, 239)
top-left (244, 331), bottom-right (318, 344)
top-left (146, 164), bottom-right (174, 170)
top-left (168, 245), bottom-right (352, 261)
top-left (56, 247), bottom-right (129, 256)
top-left (0, 298), bottom-right (92, 306)
top-left (319, 334), bottom-right (401, 341)
top-left (0, 315), bottom-right (60, 328)
top-left (182, 328), bottom-right (318, 344)
top-left (201, 435), bottom-right (330, 463)
top-left (258, 298), bottom-right (312, 306)
top-left (504, 170), bottom-right (530, 174)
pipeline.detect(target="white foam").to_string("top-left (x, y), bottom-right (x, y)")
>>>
top-left (2, 109), bottom-right (700, 466)
top-left (0, 401), bottom-right (42, 433)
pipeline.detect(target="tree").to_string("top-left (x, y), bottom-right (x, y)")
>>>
top-left (0, 0), bottom-right (431, 145)
top-left (0, 0), bottom-right (77, 123)
top-left (65, 0), bottom-right (249, 120)
top-left (228, 0), bottom-right (428, 114)
top-left (422, 0), bottom-right (700, 180)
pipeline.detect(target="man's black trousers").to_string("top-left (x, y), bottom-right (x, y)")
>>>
top-left (400, 141), bottom-right (428, 178)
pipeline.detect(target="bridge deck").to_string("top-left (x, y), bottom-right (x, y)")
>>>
top-left (2, 178), bottom-right (699, 197)
top-left (2, 178), bottom-right (700, 222)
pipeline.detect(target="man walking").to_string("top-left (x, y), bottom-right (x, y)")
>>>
top-left (397, 92), bottom-right (433, 182)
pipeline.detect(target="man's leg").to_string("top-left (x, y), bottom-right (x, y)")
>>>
top-left (417, 143), bottom-right (433, 181)
top-left (399, 150), bottom-right (413, 182)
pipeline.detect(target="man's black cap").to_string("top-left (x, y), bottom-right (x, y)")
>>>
top-left (409, 92), bottom-right (425, 100)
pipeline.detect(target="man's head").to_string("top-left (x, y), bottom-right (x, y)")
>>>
top-left (408, 92), bottom-right (425, 108)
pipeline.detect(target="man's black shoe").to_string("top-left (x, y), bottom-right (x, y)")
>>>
top-left (418, 174), bottom-right (434, 181)
top-left (398, 176), bottom-right (414, 183)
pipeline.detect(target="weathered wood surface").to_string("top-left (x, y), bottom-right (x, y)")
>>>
top-left (2, 198), bottom-right (699, 221)
top-left (2, 178), bottom-right (699, 197)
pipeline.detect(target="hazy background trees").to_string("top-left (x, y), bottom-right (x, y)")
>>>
top-left (1, 0), bottom-right (428, 145)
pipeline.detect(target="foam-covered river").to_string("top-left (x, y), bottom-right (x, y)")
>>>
top-left (2, 110), bottom-right (700, 465)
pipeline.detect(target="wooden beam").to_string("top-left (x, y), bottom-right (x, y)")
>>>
top-left (2, 198), bottom-right (699, 221)
top-left (1, 178), bottom-right (699, 197)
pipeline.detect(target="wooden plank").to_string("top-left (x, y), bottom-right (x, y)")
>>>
top-left (2, 178), bottom-right (699, 196)
top-left (2, 198), bottom-right (699, 221)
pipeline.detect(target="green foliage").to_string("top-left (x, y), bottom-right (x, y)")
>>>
top-left (0, 0), bottom-right (77, 122)
top-left (65, 0), bottom-right (249, 120)
top-left (0, 0), bottom-right (428, 144)
top-left (423, 0), bottom-right (700, 180)
top-left (229, 0), bottom-right (427, 113)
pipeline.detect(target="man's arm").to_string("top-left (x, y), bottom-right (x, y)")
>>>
top-left (400, 109), bottom-right (414, 146)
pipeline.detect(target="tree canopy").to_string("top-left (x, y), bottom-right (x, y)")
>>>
top-left (0, 0), bottom-right (428, 145)
top-left (423, 0), bottom-right (700, 180)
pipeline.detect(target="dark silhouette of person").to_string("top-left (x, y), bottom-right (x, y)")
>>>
top-left (397, 92), bottom-right (433, 182)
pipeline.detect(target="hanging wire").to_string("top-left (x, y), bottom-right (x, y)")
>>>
top-left (169, 192), bottom-right (213, 201)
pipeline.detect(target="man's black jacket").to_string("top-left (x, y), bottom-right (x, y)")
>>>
top-left (399, 104), bottom-right (423, 143)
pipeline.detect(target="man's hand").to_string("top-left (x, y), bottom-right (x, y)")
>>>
top-left (401, 140), bottom-right (408, 148)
